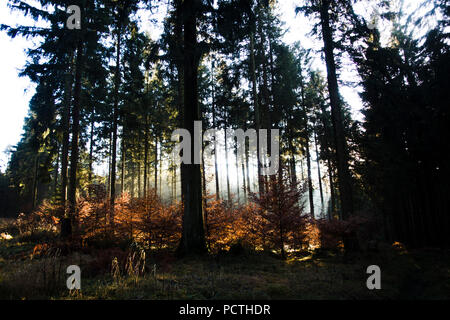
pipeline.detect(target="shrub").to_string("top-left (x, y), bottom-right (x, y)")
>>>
top-left (240, 170), bottom-right (310, 258)
top-left (136, 192), bottom-right (182, 250)
top-left (205, 195), bottom-right (243, 253)
top-left (16, 200), bottom-right (60, 237)
top-left (315, 215), bottom-right (372, 251)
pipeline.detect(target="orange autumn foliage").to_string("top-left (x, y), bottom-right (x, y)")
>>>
top-left (204, 195), bottom-right (243, 253)
top-left (18, 175), bottom-right (332, 257)
top-left (240, 173), bottom-right (310, 258)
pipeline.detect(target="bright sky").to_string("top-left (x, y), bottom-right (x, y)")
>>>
top-left (0, 1), bottom-right (39, 170)
top-left (0, 0), bottom-right (427, 172)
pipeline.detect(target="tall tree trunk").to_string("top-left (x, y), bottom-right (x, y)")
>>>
top-left (288, 129), bottom-right (297, 186)
top-left (159, 145), bottom-right (162, 198)
top-left (121, 139), bottom-right (125, 195)
top-left (178, 0), bottom-right (206, 255)
top-left (172, 153), bottom-right (177, 201)
top-left (53, 148), bottom-right (59, 198)
top-left (106, 130), bottom-right (112, 198)
top-left (300, 158), bottom-right (304, 180)
top-left (257, 3), bottom-right (272, 190)
top-left (327, 158), bottom-right (336, 220)
top-left (300, 69), bottom-right (314, 218)
top-left (314, 130), bottom-right (324, 206)
top-left (137, 152), bottom-right (141, 198)
top-left (211, 62), bottom-right (220, 199)
top-left (249, 32), bottom-right (264, 194)
top-left (110, 26), bottom-right (122, 229)
top-left (305, 136), bottom-right (314, 218)
top-left (320, 0), bottom-right (353, 220)
top-left (245, 141), bottom-right (251, 194)
top-left (60, 57), bottom-right (73, 214)
top-left (88, 110), bottom-right (95, 187)
top-left (224, 128), bottom-right (231, 201)
top-left (154, 137), bottom-right (158, 193)
top-left (174, 160), bottom-right (177, 200)
top-left (319, 103), bottom-right (335, 219)
top-left (175, 2), bottom-right (184, 201)
top-left (235, 143), bottom-right (240, 204)
top-left (242, 161), bottom-right (247, 202)
top-left (131, 162), bottom-right (135, 198)
top-left (143, 116), bottom-right (149, 198)
top-left (202, 149), bottom-right (207, 212)
top-left (64, 40), bottom-right (84, 238)
top-left (31, 153), bottom-right (39, 211)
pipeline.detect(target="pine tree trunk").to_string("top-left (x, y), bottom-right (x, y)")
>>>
top-left (137, 152), bottom-right (141, 198)
top-left (31, 154), bottom-right (39, 211)
top-left (225, 127), bottom-right (231, 202)
top-left (110, 26), bottom-right (122, 229)
top-left (131, 162), bottom-right (135, 198)
top-left (257, 3), bottom-right (272, 189)
top-left (60, 58), bottom-right (73, 213)
top-left (53, 148), bottom-right (59, 198)
top-left (106, 130), bottom-right (112, 198)
top-left (235, 143), bottom-right (240, 204)
top-left (245, 142), bottom-right (251, 194)
top-left (305, 136), bottom-right (314, 218)
top-left (300, 158), bottom-right (304, 181)
top-left (288, 130), bottom-right (297, 186)
top-left (178, 0), bottom-right (206, 255)
top-left (174, 160), bottom-right (177, 200)
top-left (211, 64), bottom-right (220, 199)
top-left (64, 40), bottom-right (84, 239)
top-left (88, 111), bottom-right (94, 187)
top-left (327, 158), bottom-right (336, 220)
top-left (144, 116), bottom-right (149, 198)
top-left (121, 139), bottom-right (125, 195)
top-left (249, 32), bottom-right (264, 194)
top-left (320, 0), bottom-right (353, 220)
top-left (175, 3), bottom-right (184, 202)
top-left (300, 69), bottom-right (314, 218)
top-left (242, 161), bottom-right (247, 202)
top-left (314, 130), bottom-right (324, 205)
top-left (154, 137), bottom-right (158, 193)
top-left (202, 149), bottom-right (207, 211)
top-left (319, 103), bottom-right (335, 220)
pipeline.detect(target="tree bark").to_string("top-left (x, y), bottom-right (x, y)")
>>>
top-left (53, 147), bottom-right (59, 198)
top-left (320, 0), bottom-right (353, 219)
top-left (121, 138), bottom-right (125, 195)
top-left (154, 137), bottom-right (158, 193)
top-left (224, 127), bottom-right (231, 202)
top-left (288, 129), bottom-right (297, 186)
top-left (137, 151), bottom-right (141, 198)
top-left (31, 154), bottom-right (39, 211)
top-left (60, 56), bottom-right (73, 214)
top-left (245, 141), bottom-right (251, 194)
top-left (65, 40), bottom-right (84, 238)
top-left (178, 0), bottom-right (206, 255)
top-left (110, 26), bottom-right (122, 229)
top-left (211, 61), bottom-right (220, 199)
top-left (88, 109), bottom-right (95, 187)
top-left (314, 130), bottom-right (324, 205)
top-left (242, 161), bottom-right (247, 202)
top-left (249, 32), bottom-right (264, 194)
top-left (305, 135), bottom-right (314, 218)
top-left (235, 143), bottom-right (240, 204)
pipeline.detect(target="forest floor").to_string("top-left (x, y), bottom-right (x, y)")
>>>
top-left (0, 219), bottom-right (449, 300)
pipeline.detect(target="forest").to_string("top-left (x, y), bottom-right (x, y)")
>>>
top-left (0, 0), bottom-right (449, 300)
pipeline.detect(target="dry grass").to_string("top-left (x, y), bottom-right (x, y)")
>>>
top-left (1, 197), bottom-right (449, 300)
top-left (1, 235), bottom-right (449, 300)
